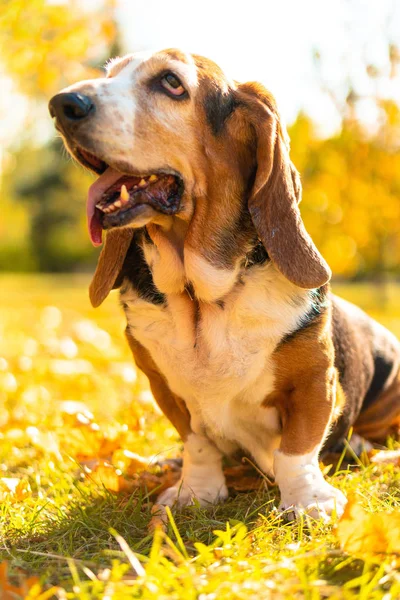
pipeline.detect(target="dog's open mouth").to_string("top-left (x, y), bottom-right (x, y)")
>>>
top-left (83, 151), bottom-right (183, 246)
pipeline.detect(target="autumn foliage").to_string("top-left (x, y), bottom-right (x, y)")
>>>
top-left (290, 104), bottom-right (400, 278)
top-left (0, 0), bottom-right (116, 97)
top-left (1, 1), bottom-right (400, 279)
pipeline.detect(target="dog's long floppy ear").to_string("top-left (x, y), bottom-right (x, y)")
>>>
top-left (238, 82), bottom-right (331, 289)
top-left (89, 228), bottom-right (134, 307)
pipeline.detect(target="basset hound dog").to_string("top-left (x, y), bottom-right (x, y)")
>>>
top-left (49, 48), bottom-right (400, 520)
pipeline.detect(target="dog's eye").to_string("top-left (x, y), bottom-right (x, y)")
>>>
top-left (160, 73), bottom-right (186, 97)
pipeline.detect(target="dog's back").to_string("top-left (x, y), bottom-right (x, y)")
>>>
top-left (329, 295), bottom-right (400, 446)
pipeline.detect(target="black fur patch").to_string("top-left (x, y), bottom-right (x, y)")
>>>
top-left (206, 203), bottom-right (256, 270)
top-left (203, 86), bottom-right (236, 135)
top-left (244, 240), bottom-right (269, 268)
top-left (363, 353), bottom-right (395, 410)
top-left (118, 232), bottom-right (165, 306)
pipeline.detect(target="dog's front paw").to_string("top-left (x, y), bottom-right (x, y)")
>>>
top-left (279, 482), bottom-right (347, 521)
top-left (157, 478), bottom-right (228, 508)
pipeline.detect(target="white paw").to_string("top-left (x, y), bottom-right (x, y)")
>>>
top-left (279, 483), bottom-right (347, 521)
top-left (157, 479), bottom-right (228, 508)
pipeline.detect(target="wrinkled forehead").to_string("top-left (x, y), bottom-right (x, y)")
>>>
top-left (105, 48), bottom-right (232, 94)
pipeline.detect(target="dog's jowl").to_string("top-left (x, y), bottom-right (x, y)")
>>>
top-left (49, 48), bottom-right (400, 519)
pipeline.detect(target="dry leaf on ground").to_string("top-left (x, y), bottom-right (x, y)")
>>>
top-left (87, 459), bottom-right (180, 497)
top-left (336, 498), bottom-right (400, 565)
top-left (224, 464), bottom-right (273, 491)
top-left (112, 449), bottom-right (154, 474)
top-left (88, 459), bottom-right (275, 500)
top-left (0, 478), bottom-right (31, 502)
top-left (0, 561), bottom-right (41, 599)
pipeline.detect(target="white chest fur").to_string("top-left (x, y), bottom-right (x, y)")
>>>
top-left (122, 260), bottom-right (312, 465)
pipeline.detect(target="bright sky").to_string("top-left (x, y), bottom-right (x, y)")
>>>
top-left (116, 0), bottom-right (400, 136)
top-left (1, 0), bottom-right (399, 156)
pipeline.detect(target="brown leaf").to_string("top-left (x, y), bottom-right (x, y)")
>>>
top-left (87, 460), bottom-right (180, 497)
top-left (89, 461), bottom-right (135, 493)
top-left (112, 449), bottom-right (153, 474)
top-left (336, 498), bottom-right (400, 564)
top-left (0, 561), bottom-right (40, 599)
top-left (139, 468), bottom-right (180, 497)
top-left (26, 427), bottom-right (62, 461)
top-left (223, 464), bottom-right (272, 492)
top-left (88, 456), bottom-right (276, 500)
top-left (62, 427), bottom-right (101, 459)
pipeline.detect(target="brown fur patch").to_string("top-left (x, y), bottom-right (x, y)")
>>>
top-left (265, 309), bottom-right (345, 455)
top-left (125, 329), bottom-right (192, 441)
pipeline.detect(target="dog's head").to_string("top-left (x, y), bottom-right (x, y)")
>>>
top-left (49, 48), bottom-right (330, 305)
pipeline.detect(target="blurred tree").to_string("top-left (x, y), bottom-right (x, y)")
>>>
top-left (0, 2), bottom-right (399, 281)
top-left (290, 100), bottom-right (400, 280)
top-left (0, 0), bottom-right (117, 98)
top-left (291, 42), bottom-right (400, 282)
top-left (0, 0), bottom-right (119, 271)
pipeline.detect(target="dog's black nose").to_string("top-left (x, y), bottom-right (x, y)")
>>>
top-left (48, 92), bottom-right (95, 122)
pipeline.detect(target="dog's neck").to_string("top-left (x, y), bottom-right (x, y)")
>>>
top-left (138, 213), bottom-right (267, 301)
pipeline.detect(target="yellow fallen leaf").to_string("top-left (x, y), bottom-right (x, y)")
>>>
top-left (26, 427), bottom-right (62, 461)
top-left (0, 478), bottom-right (20, 494)
top-left (336, 498), bottom-right (400, 565)
top-left (87, 460), bottom-right (180, 497)
top-left (96, 424), bottom-right (127, 457)
top-left (112, 449), bottom-right (153, 474)
top-left (89, 461), bottom-right (136, 493)
top-left (0, 478), bottom-right (31, 502)
top-left (60, 427), bottom-right (101, 459)
top-left (58, 421), bottom-right (132, 461)
top-left (60, 400), bottom-right (95, 427)
top-left (4, 428), bottom-right (29, 445)
top-left (90, 462), bottom-right (122, 492)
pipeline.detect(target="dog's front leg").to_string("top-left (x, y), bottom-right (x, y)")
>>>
top-left (273, 366), bottom-right (347, 520)
top-left (125, 331), bottom-right (228, 507)
top-left (157, 433), bottom-right (228, 507)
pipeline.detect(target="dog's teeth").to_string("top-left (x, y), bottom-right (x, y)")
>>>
top-left (103, 206), bottom-right (111, 213)
top-left (139, 178), bottom-right (146, 187)
top-left (149, 174), bottom-right (158, 182)
top-left (120, 184), bottom-right (129, 202)
top-left (114, 200), bottom-right (122, 208)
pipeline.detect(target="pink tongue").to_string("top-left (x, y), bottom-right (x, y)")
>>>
top-left (87, 167), bottom-right (123, 246)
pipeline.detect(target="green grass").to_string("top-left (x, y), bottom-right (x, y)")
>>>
top-left (0, 275), bottom-right (399, 599)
